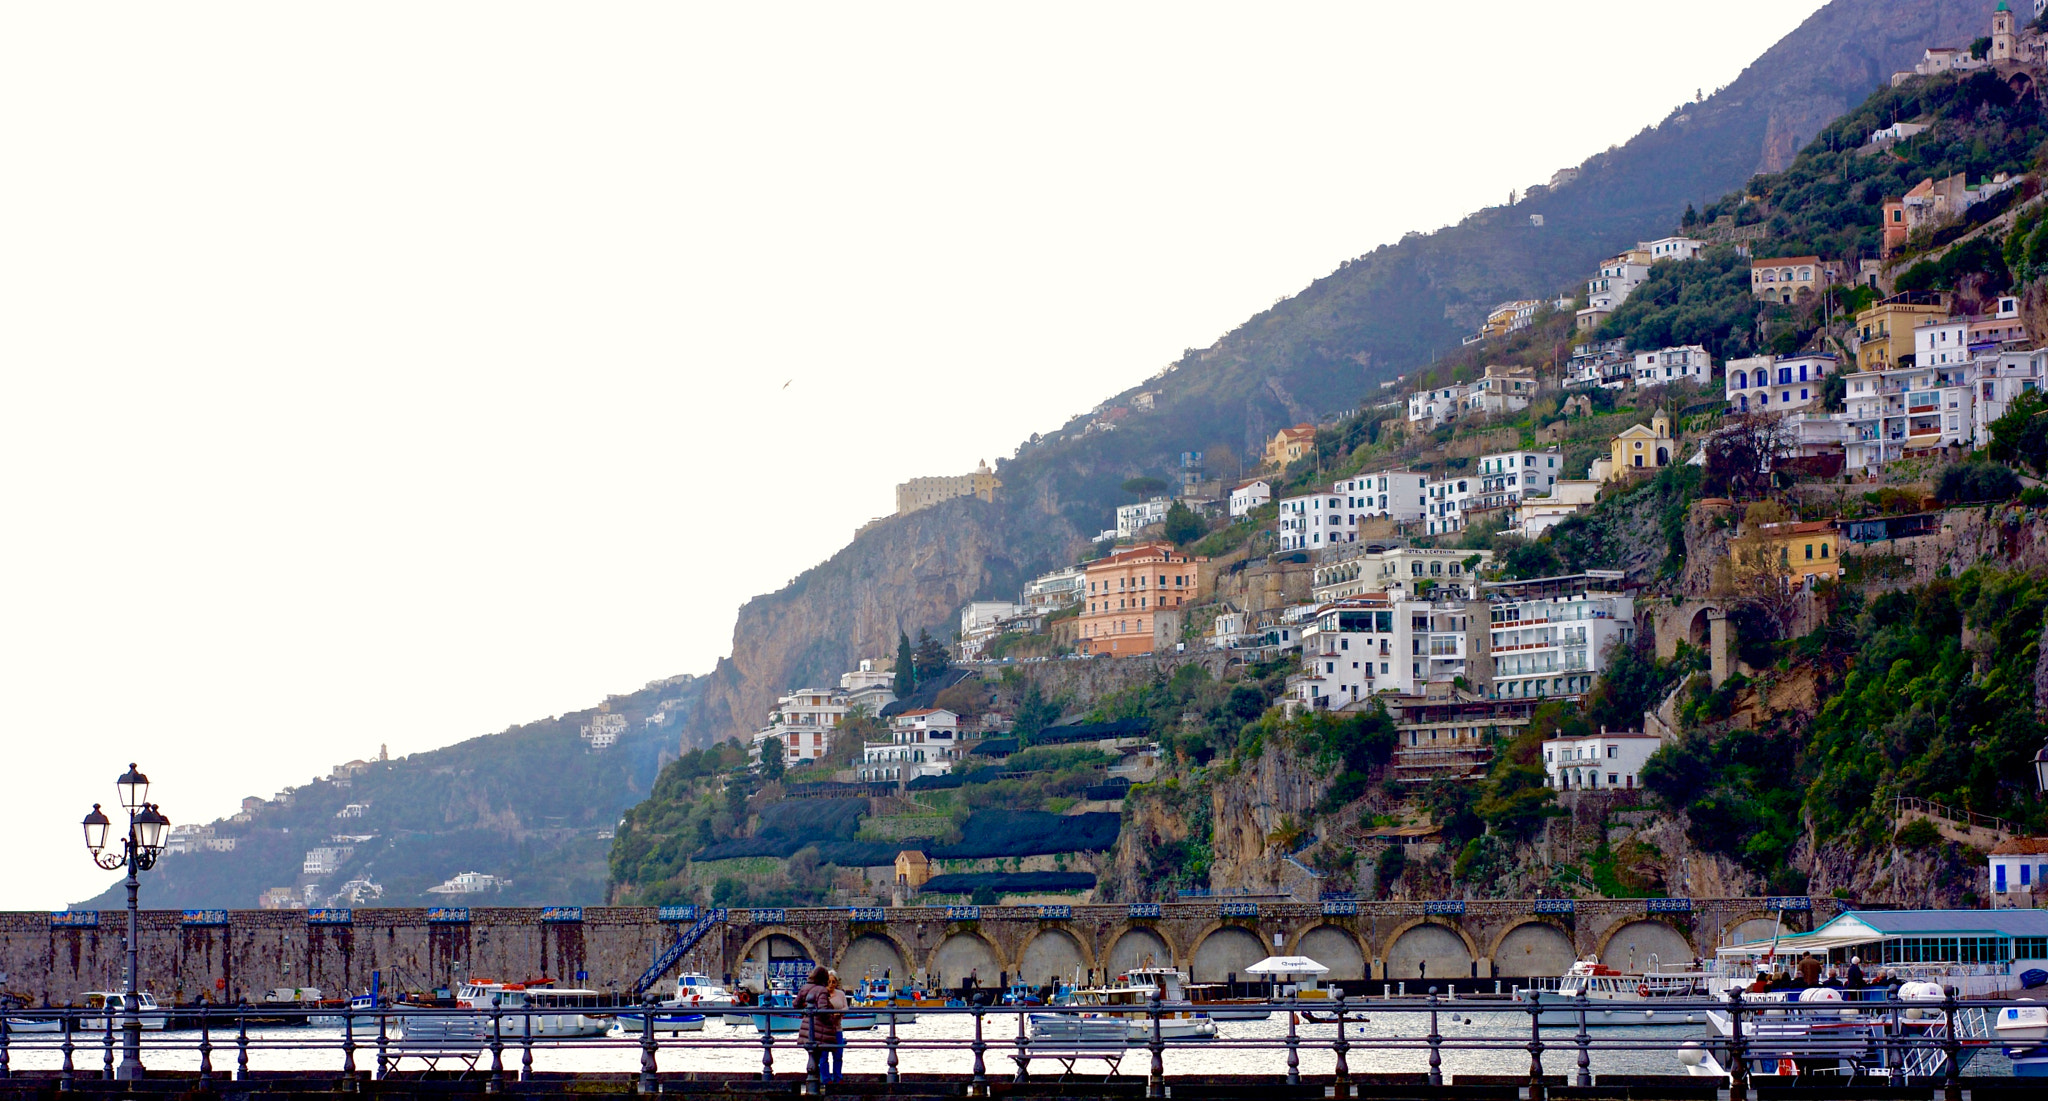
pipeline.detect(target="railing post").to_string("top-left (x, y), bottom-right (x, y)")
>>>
top-left (1574, 985), bottom-right (1591, 1087)
top-left (1332, 993), bottom-right (1350, 1097)
top-left (971, 1003), bottom-right (989, 1095)
top-left (487, 995), bottom-right (505, 1094)
top-left (1427, 987), bottom-right (1443, 1088)
top-left (886, 1007), bottom-right (900, 1085)
top-left (1013, 1004), bottom-right (1030, 1082)
top-left (1285, 1001), bottom-right (1300, 1086)
top-left (0, 1014), bottom-right (10, 1080)
top-left (760, 1006), bottom-right (776, 1082)
top-left (1526, 987), bottom-right (1546, 1101)
top-left (236, 1003), bottom-right (249, 1082)
top-left (1726, 989), bottom-right (1747, 1101)
top-left (640, 994), bottom-right (659, 1095)
top-left (101, 1007), bottom-right (113, 1080)
top-left (197, 1012), bottom-right (212, 1087)
top-left (522, 1006), bottom-right (534, 1083)
top-left (804, 999), bottom-right (822, 1097)
top-left (1942, 989), bottom-right (1962, 1101)
top-left (60, 1013), bottom-right (75, 1089)
top-left (341, 1002), bottom-right (357, 1088)
top-left (1147, 995), bottom-right (1165, 1100)
top-left (375, 1008), bottom-right (388, 1081)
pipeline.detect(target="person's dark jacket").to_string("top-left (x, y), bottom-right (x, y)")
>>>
top-left (796, 983), bottom-right (842, 1047)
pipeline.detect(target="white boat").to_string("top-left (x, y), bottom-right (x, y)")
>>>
top-left (672, 972), bottom-right (739, 1012)
top-left (457, 980), bottom-right (615, 1038)
top-left (1996, 1000), bottom-right (2048, 1077)
top-left (1679, 982), bottom-right (1980, 1081)
top-left (1059, 969), bottom-right (1216, 1041)
top-left (3, 1015), bottom-right (64, 1033)
top-left (1529, 958), bottom-right (1713, 1025)
top-left (76, 992), bottom-right (166, 1032)
top-left (307, 994), bottom-right (379, 1031)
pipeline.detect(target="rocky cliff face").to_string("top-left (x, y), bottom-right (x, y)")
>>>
top-left (686, 497), bottom-right (1083, 745)
top-left (1743, 0), bottom-right (2000, 174)
top-left (1207, 741), bottom-right (1331, 894)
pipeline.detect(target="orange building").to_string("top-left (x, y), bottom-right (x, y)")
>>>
top-left (1077, 542), bottom-right (1207, 656)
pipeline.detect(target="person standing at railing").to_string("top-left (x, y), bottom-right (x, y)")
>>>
top-left (1845, 957), bottom-right (1866, 990)
top-left (797, 967), bottom-right (846, 1084)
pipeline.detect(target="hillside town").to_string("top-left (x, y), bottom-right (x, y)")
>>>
top-left (104, 3), bottom-right (2048, 925)
top-left (669, 2), bottom-right (2048, 916)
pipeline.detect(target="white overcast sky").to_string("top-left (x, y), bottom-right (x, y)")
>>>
top-left (0, 2), bottom-right (1829, 909)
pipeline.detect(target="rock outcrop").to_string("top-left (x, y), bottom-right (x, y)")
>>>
top-left (685, 496), bottom-right (1083, 746)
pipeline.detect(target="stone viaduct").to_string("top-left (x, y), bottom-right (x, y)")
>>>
top-left (0, 898), bottom-right (1834, 1005)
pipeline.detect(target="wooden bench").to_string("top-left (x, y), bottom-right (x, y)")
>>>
top-left (1010, 1016), bottom-right (1131, 1078)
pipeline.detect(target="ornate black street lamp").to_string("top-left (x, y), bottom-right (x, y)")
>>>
top-left (2034, 742), bottom-right (2048, 794)
top-left (82, 763), bottom-right (170, 1080)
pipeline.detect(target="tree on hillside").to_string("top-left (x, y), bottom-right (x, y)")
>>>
top-left (1703, 411), bottom-right (1790, 498)
top-left (758, 737), bottom-right (785, 782)
top-left (1712, 500), bottom-right (1801, 640)
top-left (1162, 501), bottom-right (1204, 545)
top-left (894, 631), bottom-right (915, 696)
top-left (1988, 389), bottom-right (2048, 474)
top-left (1011, 682), bottom-right (1061, 747)
top-left (912, 629), bottom-right (950, 683)
top-left (1474, 720), bottom-right (1564, 841)
top-left (1121, 476), bottom-right (1167, 499)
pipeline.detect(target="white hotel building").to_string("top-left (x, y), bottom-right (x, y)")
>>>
top-left (1290, 595), bottom-right (1476, 707)
top-left (1484, 574), bottom-right (1635, 701)
top-left (1726, 353), bottom-right (1836, 414)
top-left (1543, 729), bottom-right (1662, 791)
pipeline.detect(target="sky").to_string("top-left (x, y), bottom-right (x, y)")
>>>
top-left (0, 1), bottom-right (1831, 910)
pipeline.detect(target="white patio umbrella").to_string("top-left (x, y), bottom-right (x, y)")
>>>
top-left (1244, 956), bottom-right (1329, 975)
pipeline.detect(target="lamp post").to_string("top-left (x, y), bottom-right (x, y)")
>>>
top-left (81, 763), bottom-right (171, 1081)
top-left (2034, 742), bottom-right (2048, 794)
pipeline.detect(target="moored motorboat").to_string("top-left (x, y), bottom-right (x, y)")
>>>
top-left (76, 991), bottom-right (166, 1032)
top-left (1529, 958), bottom-right (1713, 1026)
top-left (457, 980), bottom-right (615, 1038)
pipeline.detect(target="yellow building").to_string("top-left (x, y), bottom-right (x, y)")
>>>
top-left (1265, 423), bottom-right (1317, 469)
top-left (894, 849), bottom-right (932, 891)
top-left (1607, 411), bottom-right (1673, 480)
top-left (895, 461), bottom-right (1001, 516)
top-left (1854, 293), bottom-right (1949, 371)
top-left (1748, 520), bottom-right (1840, 583)
top-left (1481, 299), bottom-right (1543, 339)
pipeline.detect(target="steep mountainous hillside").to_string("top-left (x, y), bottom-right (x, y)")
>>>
top-left (74, 676), bottom-right (703, 910)
top-left (684, 0), bottom-right (1998, 747)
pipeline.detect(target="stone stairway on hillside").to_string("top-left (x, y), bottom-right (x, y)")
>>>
top-left (1893, 795), bottom-right (2015, 849)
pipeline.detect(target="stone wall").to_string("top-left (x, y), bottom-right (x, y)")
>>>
top-left (0, 898), bottom-right (1837, 1005)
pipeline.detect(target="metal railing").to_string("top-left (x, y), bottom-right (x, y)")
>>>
top-left (0, 989), bottom-right (2025, 1096)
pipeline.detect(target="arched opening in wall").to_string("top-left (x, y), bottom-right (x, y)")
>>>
top-left (1293, 926), bottom-right (1366, 982)
top-left (1656, 446), bottom-right (1670, 466)
top-left (1105, 928), bottom-right (1173, 979)
top-left (1724, 918), bottom-right (1786, 949)
top-left (746, 933), bottom-right (816, 985)
top-left (1190, 926), bottom-right (1266, 984)
top-left (2012, 71), bottom-right (2036, 100)
top-left (839, 934), bottom-right (909, 983)
top-left (1018, 929), bottom-right (1088, 990)
top-left (1599, 920), bottom-right (1693, 973)
top-left (1492, 922), bottom-right (1575, 978)
top-left (1686, 607), bottom-right (1715, 648)
top-left (929, 932), bottom-right (1000, 990)
top-left (1384, 923), bottom-right (1473, 981)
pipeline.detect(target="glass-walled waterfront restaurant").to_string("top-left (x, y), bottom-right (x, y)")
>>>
top-left (1716, 909), bottom-right (2048, 996)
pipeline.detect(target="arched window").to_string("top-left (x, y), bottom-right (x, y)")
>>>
top-left (1734, 370), bottom-right (1747, 388)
